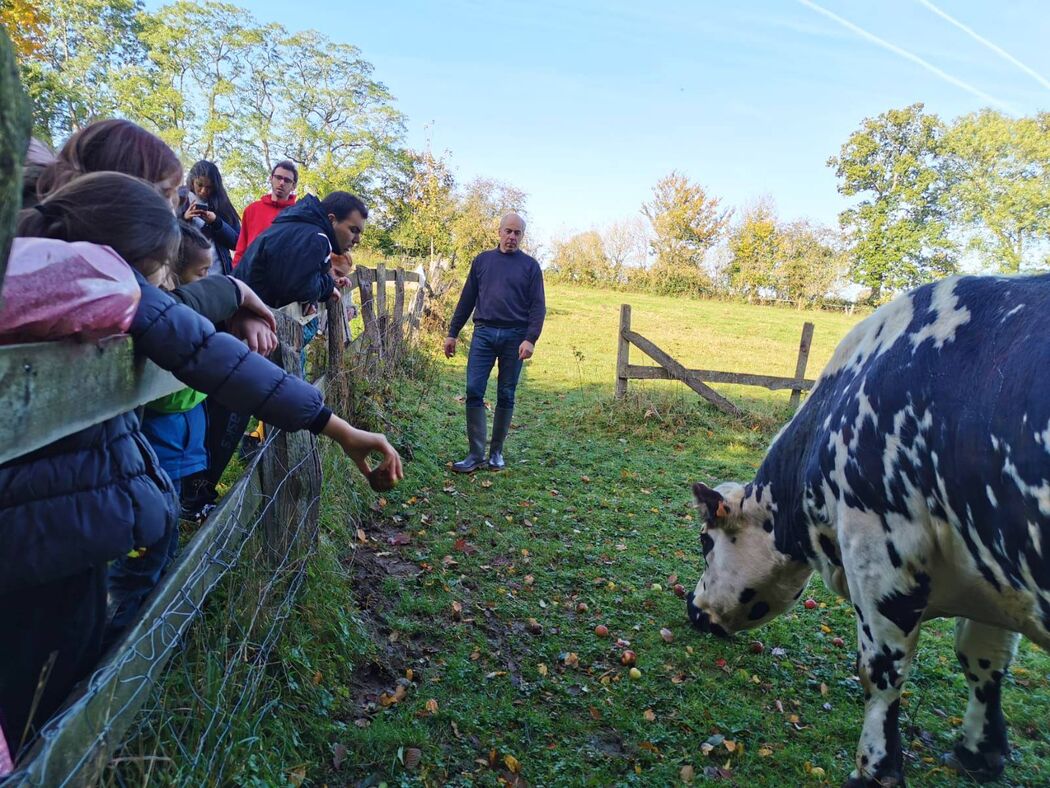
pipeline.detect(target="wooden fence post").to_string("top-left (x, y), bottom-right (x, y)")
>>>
top-left (258, 313), bottom-right (321, 561)
top-left (615, 304), bottom-right (631, 399)
top-left (358, 274), bottom-right (381, 356)
top-left (789, 321), bottom-right (815, 409)
top-left (408, 266), bottom-right (427, 332)
top-left (0, 28), bottom-right (33, 300)
top-left (325, 297), bottom-right (347, 409)
top-left (393, 268), bottom-right (405, 341)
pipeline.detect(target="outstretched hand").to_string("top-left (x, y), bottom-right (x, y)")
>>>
top-left (321, 415), bottom-right (404, 487)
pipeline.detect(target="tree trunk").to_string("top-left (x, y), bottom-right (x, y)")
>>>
top-left (0, 28), bottom-right (32, 302)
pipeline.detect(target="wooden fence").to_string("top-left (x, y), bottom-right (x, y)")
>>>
top-left (614, 304), bottom-right (816, 416)
top-left (0, 265), bottom-right (426, 787)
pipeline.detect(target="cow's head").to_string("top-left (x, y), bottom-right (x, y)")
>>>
top-left (687, 481), bottom-right (812, 637)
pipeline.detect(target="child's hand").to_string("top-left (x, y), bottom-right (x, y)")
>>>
top-left (321, 416), bottom-right (404, 486)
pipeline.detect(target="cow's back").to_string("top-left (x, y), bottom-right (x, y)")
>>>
top-left (792, 275), bottom-right (1050, 614)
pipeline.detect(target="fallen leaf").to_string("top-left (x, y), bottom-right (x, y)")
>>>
top-left (453, 538), bottom-right (478, 555)
top-left (660, 628), bottom-right (674, 643)
top-left (537, 663), bottom-right (548, 676)
top-left (332, 743), bottom-right (347, 770)
top-left (562, 652), bottom-right (579, 667)
top-left (286, 765), bottom-right (307, 786)
top-left (819, 682), bottom-right (828, 696)
top-left (724, 740), bottom-right (737, 753)
top-left (451, 601), bottom-right (463, 620)
top-left (485, 670), bottom-right (508, 679)
top-left (389, 532), bottom-right (411, 546)
top-left (312, 670), bottom-right (323, 685)
top-left (481, 479), bottom-right (493, 488)
top-left (644, 709), bottom-right (656, 722)
top-left (504, 754), bottom-right (521, 773)
top-left (425, 698), bottom-right (439, 714)
top-left (353, 718), bottom-right (370, 728)
top-left (403, 747), bottom-right (422, 770)
top-left (758, 747), bottom-right (773, 757)
top-left (356, 528), bottom-right (367, 543)
top-left (680, 764), bottom-right (695, 783)
top-left (589, 706), bottom-right (601, 721)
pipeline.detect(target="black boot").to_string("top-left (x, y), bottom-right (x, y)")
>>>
top-left (452, 406), bottom-right (487, 473)
top-left (487, 407), bottom-right (513, 470)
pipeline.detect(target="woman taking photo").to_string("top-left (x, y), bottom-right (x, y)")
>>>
top-left (184, 160), bottom-right (241, 275)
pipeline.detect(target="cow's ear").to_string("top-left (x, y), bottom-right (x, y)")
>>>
top-left (693, 482), bottom-right (729, 525)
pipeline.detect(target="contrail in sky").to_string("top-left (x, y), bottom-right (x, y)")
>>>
top-left (916, 0), bottom-right (1050, 91)
top-left (796, 0), bottom-right (1012, 110)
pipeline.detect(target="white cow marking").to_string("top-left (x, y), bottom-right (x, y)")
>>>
top-left (909, 278), bottom-right (971, 352)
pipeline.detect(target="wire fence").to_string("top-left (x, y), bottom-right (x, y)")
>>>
top-left (1, 264), bottom-right (428, 787)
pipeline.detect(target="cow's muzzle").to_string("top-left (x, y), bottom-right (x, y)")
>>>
top-left (686, 591), bottom-right (730, 639)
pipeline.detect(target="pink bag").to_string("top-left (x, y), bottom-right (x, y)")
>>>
top-left (0, 238), bottom-right (141, 343)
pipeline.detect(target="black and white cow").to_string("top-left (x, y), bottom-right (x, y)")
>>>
top-left (686, 274), bottom-right (1050, 786)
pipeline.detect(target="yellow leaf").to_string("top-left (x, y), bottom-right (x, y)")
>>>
top-left (503, 754), bottom-right (521, 773)
top-left (312, 670), bottom-right (323, 685)
top-left (425, 698), bottom-right (439, 714)
top-left (724, 740), bottom-right (736, 752)
top-left (820, 624), bottom-right (832, 634)
top-left (537, 663), bottom-right (548, 676)
top-left (759, 747), bottom-right (773, 757)
top-left (406, 668), bottom-right (414, 681)
top-left (643, 709), bottom-right (656, 721)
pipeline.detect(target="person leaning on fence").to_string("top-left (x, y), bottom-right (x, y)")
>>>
top-left (102, 223), bottom-right (221, 651)
top-left (180, 191), bottom-right (367, 519)
top-left (0, 173), bottom-right (403, 757)
top-left (182, 160), bottom-right (241, 276)
top-left (232, 159), bottom-right (299, 268)
top-left (444, 212), bottom-right (546, 472)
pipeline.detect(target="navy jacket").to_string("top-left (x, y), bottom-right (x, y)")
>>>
top-left (0, 260), bottom-right (332, 594)
top-left (448, 248), bottom-right (546, 344)
top-left (234, 195), bottom-right (339, 308)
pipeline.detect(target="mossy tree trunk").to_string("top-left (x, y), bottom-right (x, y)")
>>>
top-left (0, 27), bottom-right (32, 301)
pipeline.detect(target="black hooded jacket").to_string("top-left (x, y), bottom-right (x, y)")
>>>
top-left (233, 195), bottom-right (340, 308)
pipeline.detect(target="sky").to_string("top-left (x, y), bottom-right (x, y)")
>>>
top-left (174, 0), bottom-right (1050, 250)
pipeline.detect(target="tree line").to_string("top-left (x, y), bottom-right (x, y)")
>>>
top-left (7, 0), bottom-right (1049, 306)
top-left (7, 0), bottom-right (527, 265)
top-left (548, 104), bottom-right (1050, 307)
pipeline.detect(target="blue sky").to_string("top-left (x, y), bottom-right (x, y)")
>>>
top-left (198, 0), bottom-right (1050, 248)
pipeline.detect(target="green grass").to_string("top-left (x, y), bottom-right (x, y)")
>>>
top-left (179, 283), bottom-right (1050, 786)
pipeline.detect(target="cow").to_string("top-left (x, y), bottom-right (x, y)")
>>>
top-left (685, 274), bottom-right (1050, 786)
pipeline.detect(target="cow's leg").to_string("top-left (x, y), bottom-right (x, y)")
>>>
top-left (840, 525), bottom-right (930, 786)
top-left (941, 619), bottom-right (1018, 782)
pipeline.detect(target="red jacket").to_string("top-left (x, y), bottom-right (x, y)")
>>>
top-left (232, 193), bottom-right (297, 267)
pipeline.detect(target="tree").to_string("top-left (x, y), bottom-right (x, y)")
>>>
top-left (943, 109), bottom-right (1050, 273)
top-left (388, 147), bottom-right (456, 260)
top-left (828, 103), bottom-right (956, 303)
top-left (726, 199), bottom-right (779, 301)
top-left (450, 178), bottom-right (527, 266)
top-left (18, 0), bottom-right (144, 143)
top-left (642, 171), bottom-right (731, 273)
top-left (775, 221), bottom-right (846, 308)
top-left (0, 0), bottom-right (48, 60)
top-left (548, 230), bottom-right (613, 285)
top-left (602, 217), bottom-right (648, 277)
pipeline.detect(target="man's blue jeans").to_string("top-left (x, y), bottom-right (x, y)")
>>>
top-left (466, 325), bottom-right (527, 409)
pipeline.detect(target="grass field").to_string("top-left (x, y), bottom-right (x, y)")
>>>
top-left (230, 283), bottom-right (1050, 787)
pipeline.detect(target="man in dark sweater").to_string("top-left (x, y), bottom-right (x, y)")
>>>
top-left (444, 213), bottom-right (546, 472)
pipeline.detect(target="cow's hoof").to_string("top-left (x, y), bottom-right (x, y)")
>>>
top-left (941, 746), bottom-right (1005, 783)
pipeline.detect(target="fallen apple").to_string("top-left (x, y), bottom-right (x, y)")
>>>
top-left (831, 636), bottom-right (845, 648)
top-left (803, 598), bottom-right (817, 610)
top-left (750, 640), bottom-right (765, 654)
top-left (620, 650), bottom-right (637, 666)
top-left (629, 667), bottom-right (642, 680)
top-left (594, 624), bottom-right (609, 637)
top-left (367, 465), bottom-right (398, 492)
top-left (673, 583), bottom-right (686, 598)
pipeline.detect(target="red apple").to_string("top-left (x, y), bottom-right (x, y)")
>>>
top-left (803, 598), bottom-right (818, 610)
top-left (620, 650), bottom-right (637, 666)
top-left (594, 624), bottom-right (609, 637)
top-left (832, 636), bottom-right (845, 648)
top-left (673, 584), bottom-right (686, 598)
top-left (750, 640), bottom-right (765, 654)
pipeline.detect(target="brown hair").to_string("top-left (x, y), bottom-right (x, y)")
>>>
top-left (18, 172), bottom-right (180, 279)
top-left (36, 119), bottom-right (183, 200)
top-left (175, 220), bottom-right (212, 280)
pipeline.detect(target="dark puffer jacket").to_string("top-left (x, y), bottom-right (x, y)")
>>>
top-left (0, 245), bottom-right (332, 594)
top-left (234, 195), bottom-right (340, 308)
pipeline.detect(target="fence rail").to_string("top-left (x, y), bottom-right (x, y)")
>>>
top-left (614, 303), bottom-right (815, 415)
top-left (1, 264), bottom-right (427, 787)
